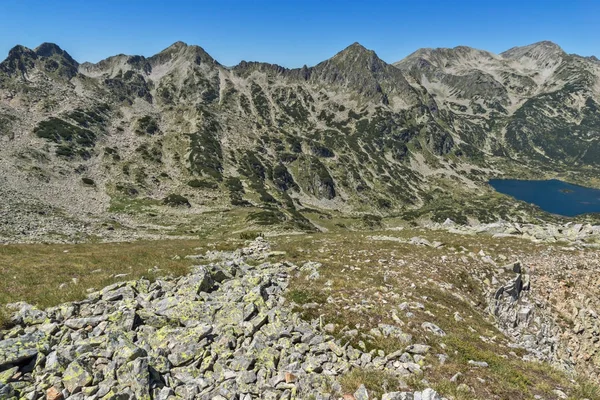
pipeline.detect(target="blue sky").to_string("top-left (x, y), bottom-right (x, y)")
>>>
top-left (1, 0), bottom-right (597, 67)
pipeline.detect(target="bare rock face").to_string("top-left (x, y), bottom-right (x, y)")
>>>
top-left (490, 260), bottom-right (571, 373)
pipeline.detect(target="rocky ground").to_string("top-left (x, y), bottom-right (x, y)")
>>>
top-left (3, 227), bottom-right (600, 399)
top-left (431, 219), bottom-right (600, 247)
top-left (0, 238), bottom-right (447, 400)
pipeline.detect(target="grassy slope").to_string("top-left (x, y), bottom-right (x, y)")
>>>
top-left (0, 239), bottom-right (238, 327)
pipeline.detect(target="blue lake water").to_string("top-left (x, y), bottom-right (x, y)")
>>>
top-left (489, 179), bottom-right (600, 217)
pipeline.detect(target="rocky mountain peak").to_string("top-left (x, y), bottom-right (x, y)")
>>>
top-left (6, 44), bottom-right (37, 60)
top-left (148, 41), bottom-right (218, 68)
top-left (0, 45), bottom-right (37, 76)
top-left (501, 40), bottom-right (565, 62)
top-left (34, 42), bottom-right (78, 65)
top-left (0, 43), bottom-right (79, 79)
top-left (327, 42), bottom-right (382, 70)
top-left (394, 45), bottom-right (498, 71)
top-left (307, 42), bottom-right (418, 106)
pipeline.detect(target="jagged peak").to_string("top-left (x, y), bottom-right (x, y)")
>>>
top-left (149, 41), bottom-right (219, 67)
top-left (1, 43), bottom-right (78, 78)
top-left (163, 41), bottom-right (189, 52)
top-left (330, 42), bottom-right (378, 61)
top-left (345, 42), bottom-right (370, 52)
top-left (35, 43), bottom-right (64, 56)
top-left (318, 42), bottom-right (390, 74)
top-left (4, 45), bottom-right (37, 60)
top-left (34, 43), bottom-right (78, 66)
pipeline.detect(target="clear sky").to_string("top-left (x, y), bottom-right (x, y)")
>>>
top-left (1, 0), bottom-right (597, 67)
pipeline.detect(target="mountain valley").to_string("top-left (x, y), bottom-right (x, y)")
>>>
top-left (2, 39), bottom-right (600, 400)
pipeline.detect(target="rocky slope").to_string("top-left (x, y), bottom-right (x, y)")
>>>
top-left (4, 232), bottom-right (600, 399)
top-left (0, 238), bottom-right (447, 400)
top-left (0, 40), bottom-right (599, 241)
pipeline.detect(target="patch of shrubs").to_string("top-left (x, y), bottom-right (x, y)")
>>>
top-left (246, 209), bottom-right (286, 225)
top-left (163, 194), bottom-right (191, 207)
top-left (362, 214), bottom-right (383, 228)
top-left (135, 116), bottom-right (159, 135)
top-left (239, 232), bottom-right (264, 240)
top-left (225, 177), bottom-right (251, 206)
top-left (187, 179), bottom-right (218, 189)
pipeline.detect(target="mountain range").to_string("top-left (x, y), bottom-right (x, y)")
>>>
top-left (0, 40), bottom-right (599, 240)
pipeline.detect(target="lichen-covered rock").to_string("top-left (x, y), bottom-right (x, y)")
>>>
top-left (0, 331), bottom-right (46, 369)
top-left (62, 360), bottom-right (92, 393)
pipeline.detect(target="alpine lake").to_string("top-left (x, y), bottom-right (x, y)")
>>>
top-left (489, 178), bottom-right (600, 217)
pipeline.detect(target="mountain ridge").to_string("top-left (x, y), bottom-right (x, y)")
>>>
top-left (0, 39), bottom-right (599, 241)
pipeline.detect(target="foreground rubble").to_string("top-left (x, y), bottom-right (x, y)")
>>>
top-left (0, 238), bottom-right (445, 399)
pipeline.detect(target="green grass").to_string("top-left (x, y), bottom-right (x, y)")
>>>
top-left (0, 239), bottom-right (237, 328)
top-left (108, 195), bottom-right (161, 214)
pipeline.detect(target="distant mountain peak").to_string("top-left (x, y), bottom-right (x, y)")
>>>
top-left (501, 40), bottom-right (565, 60)
top-left (163, 41), bottom-right (189, 52)
top-left (5, 45), bottom-right (36, 59)
top-left (0, 42), bottom-right (78, 78)
top-left (34, 42), bottom-right (78, 66)
top-left (332, 42), bottom-right (377, 60)
top-left (149, 41), bottom-right (218, 67)
top-left (308, 42), bottom-right (418, 106)
top-left (393, 45), bottom-right (497, 72)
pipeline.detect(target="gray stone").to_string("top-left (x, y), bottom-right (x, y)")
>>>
top-left (421, 322), bottom-right (446, 336)
top-left (354, 384), bottom-right (369, 400)
top-left (382, 393), bottom-right (413, 400)
top-left (405, 344), bottom-right (430, 354)
top-left (0, 331), bottom-right (45, 369)
top-left (62, 360), bottom-right (92, 393)
top-left (468, 360), bottom-right (489, 368)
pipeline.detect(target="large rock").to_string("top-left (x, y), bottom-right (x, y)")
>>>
top-left (62, 360), bottom-right (92, 393)
top-left (0, 331), bottom-right (45, 369)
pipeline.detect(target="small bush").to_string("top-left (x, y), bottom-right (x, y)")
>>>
top-left (163, 194), bottom-right (191, 207)
top-left (362, 214), bottom-right (383, 228)
top-left (246, 210), bottom-right (286, 225)
top-left (188, 179), bottom-right (218, 189)
top-left (135, 116), bottom-right (159, 135)
top-left (239, 232), bottom-right (264, 240)
top-left (81, 177), bottom-right (95, 185)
